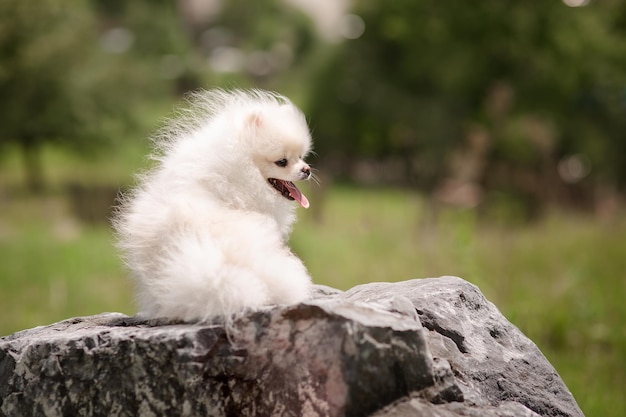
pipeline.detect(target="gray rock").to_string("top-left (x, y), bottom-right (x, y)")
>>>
top-left (344, 277), bottom-right (583, 417)
top-left (0, 277), bottom-right (583, 417)
top-left (371, 397), bottom-right (541, 417)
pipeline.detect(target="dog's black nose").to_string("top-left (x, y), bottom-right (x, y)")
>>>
top-left (301, 166), bottom-right (311, 178)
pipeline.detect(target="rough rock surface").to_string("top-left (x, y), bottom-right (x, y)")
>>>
top-left (0, 276), bottom-right (583, 417)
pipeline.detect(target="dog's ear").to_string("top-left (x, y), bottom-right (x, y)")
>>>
top-left (247, 112), bottom-right (263, 128)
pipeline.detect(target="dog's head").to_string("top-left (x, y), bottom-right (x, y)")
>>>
top-left (245, 104), bottom-right (313, 208)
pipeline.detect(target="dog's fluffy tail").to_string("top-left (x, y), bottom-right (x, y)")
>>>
top-left (133, 233), bottom-right (267, 321)
top-left (134, 230), bottom-right (311, 321)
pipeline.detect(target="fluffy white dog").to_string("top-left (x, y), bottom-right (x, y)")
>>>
top-left (114, 89), bottom-right (314, 321)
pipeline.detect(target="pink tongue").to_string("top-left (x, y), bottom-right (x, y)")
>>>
top-left (284, 181), bottom-right (309, 209)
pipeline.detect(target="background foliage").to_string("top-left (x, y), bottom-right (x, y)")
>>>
top-left (1, 1), bottom-right (625, 416)
top-left (308, 0), bottom-right (626, 211)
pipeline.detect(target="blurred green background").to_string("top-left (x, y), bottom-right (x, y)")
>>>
top-left (1, 1), bottom-right (625, 415)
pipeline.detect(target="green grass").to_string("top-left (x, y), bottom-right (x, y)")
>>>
top-left (0, 195), bottom-right (135, 332)
top-left (1, 148), bottom-right (625, 416)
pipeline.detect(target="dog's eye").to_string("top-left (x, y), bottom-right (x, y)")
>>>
top-left (275, 158), bottom-right (288, 167)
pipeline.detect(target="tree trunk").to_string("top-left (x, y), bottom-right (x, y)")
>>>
top-left (21, 137), bottom-right (44, 193)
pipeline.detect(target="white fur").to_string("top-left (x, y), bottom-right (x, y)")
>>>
top-left (113, 89), bottom-right (313, 321)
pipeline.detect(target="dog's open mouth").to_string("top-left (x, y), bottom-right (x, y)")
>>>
top-left (268, 178), bottom-right (309, 209)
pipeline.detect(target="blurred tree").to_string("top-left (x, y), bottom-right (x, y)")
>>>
top-left (0, 0), bottom-right (199, 192)
top-left (307, 0), bottom-right (626, 209)
top-left (0, 0), bottom-right (99, 191)
top-left (189, 0), bottom-right (317, 88)
top-left (213, 0), bottom-right (315, 55)
top-left (95, 0), bottom-right (204, 94)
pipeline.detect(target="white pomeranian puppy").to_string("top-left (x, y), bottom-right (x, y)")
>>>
top-left (114, 89), bottom-right (314, 321)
